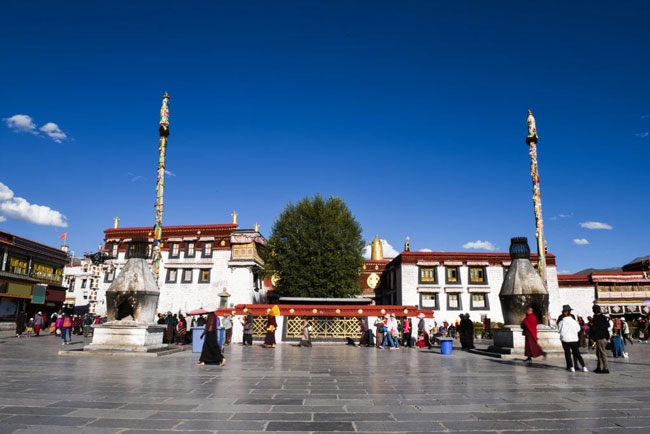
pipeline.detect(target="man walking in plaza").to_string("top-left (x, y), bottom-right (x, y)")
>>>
top-left (222, 313), bottom-right (234, 345)
top-left (591, 305), bottom-right (610, 374)
top-left (82, 313), bottom-right (93, 338)
top-left (15, 310), bottom-right (27, 337)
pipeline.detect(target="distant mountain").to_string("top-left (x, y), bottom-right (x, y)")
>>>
top-left (575, 267), bottom-right (621, 274)
top-left (626, 254), bottom-right (650, 265)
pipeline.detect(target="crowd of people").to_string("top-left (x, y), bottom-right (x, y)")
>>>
top-left (14, 303), bottom-right (647, 374)
top-left (14, 310), bottom-right (105, 344)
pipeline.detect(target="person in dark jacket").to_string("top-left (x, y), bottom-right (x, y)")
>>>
top-left (591, 305), bottom-right (610, 374)
top-left (15, 311), bottom-right (27, 337)
top-left (458, 314), bottom-right (475, 350)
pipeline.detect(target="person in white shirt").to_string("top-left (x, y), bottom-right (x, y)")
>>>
top-left (558, 305), bottom-right (588, 372)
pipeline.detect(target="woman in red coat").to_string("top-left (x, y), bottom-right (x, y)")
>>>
top-left (522, 307), bottom-right (546, 363)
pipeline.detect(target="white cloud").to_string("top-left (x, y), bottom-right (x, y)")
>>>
top-left (549, 212), bottom-right (572, 221)
top-left (573, 238), bottom-right (590, 245)
top-left (418, 248), bottom-right (432, 252)
top-left (164, 170), bottom-right (176, 177)
top-left (39, 122), bottom-right (67, 143)
top-left (3, 114), bottom-right (37, 134)
top-left (4, 114), bottom-right (68, 142)
top-left (0, 216), bottom-right (6, 223)
top-left (635, 132), bottom-right (649, 138)
top-left (0, 182), bottom-right (67, 227)
top-left (462, 240), bottom-right (496, 251)
top-left (363, 239), bottom-right (400, 259)
top-left (580, 221), bottom-right (613, 230)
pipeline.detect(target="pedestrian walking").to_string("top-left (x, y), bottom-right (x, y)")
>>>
top-left (264, 305), bottom-right (280, 348)
top-left (177, 314), bottom-right (187, 345)
top-left (358, 319), bottom-right (369, 347)
top-left (82, 314), bottom-right (92, 338)
top-left (591, 305), bottom-right (610, 374)
top-left (458, 314), bottom-right (475, 350)
top-left (558, 305), bottom-right (588, 372)
top-left (33, 312), bottom-right (44, 336)
top-left (621, 317), bottom-right (633, 346)
top-left (164, 312), bottom-right (174, 343)
top-left (222, 313), bottom-right (233, 345)
top-left (374, 317), bottom-right (385, 349)
top-left (402, 317), bottom-right (412, 348)
top-left (299, 320), bottom-right (312, 347)
top-left (15, 311), bottom-right (27, 337)
top-left (196, 311), bottom-right (226, 367)
top-left (61, 313), bottom-right (73, 345)
top-left (242, 312), bottom-right (254, 346)
top-left (522, 307), bottom-right (546, 363)
top-left (416, 313), bottom-right (429, 348)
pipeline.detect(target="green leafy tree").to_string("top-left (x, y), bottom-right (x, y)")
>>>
top-left (264, 194), bottom-right (365, 298)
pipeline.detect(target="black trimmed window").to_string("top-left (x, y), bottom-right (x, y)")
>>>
top-left (146, 243), bottom-right (153, 259)
top-left (469, 266), bottom-right (487, 284)
top-left (447, 293), bottom-right (462, 310)
top-left (166, 268), bottom-right (178, 283)
top-left (81, 279), bottom-right (87, 289)
top-left (104, 270), bottom-right (115, 283)
top-left (111, 243), bottom-right (119, 258)
top-left (199, 269), bottom-right (210, 283)
top-left (169, 243), bottom-right (180, 259)
top-left (418, 266), bottom-right (437, 284)
top-left (470, 293), bottom-right (489, 310)
top-left (67, 279), bottom-right (75, 292)
top-left (185, 242), bottom-right (196, 258)
top-left (202, 242), bottom-right (213, 258)
top-left (181, 269), bottom-right (193, 283)
top-left (446, 266), bottom-right (460, 284)
top-left (420, 292), bottom-right (438, 310)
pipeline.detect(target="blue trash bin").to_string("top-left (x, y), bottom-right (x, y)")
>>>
top-left (217, 327), bottom-right (225, 348)
top-left (192, 327), bottom-right (205, 353)
top-left (440, 338), bottom-right (453, 355)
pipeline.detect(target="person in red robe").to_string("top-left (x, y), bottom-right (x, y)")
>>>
top-left (521, 307), bottom-right (545, 362)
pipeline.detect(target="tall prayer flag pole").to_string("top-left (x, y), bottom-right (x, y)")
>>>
top-left (526, 109), bottom-right (547, 285)
top-left (152, 92), bottom-right (170, 282)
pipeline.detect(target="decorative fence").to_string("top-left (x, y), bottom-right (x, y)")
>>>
top-left (285, 316), bottom-right (361, 340)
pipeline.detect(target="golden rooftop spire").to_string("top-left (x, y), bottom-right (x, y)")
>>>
top-left (371, 235), bottom-right (384, 261)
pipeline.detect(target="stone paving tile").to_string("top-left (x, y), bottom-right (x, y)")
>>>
top-left (175, 420), bottom-right (267, 430)
top-left (13, 427), bottom-right (121, 434)
top-left (392, 412), bottom-right (478, 421)
top-left (148, 411), bottom-right (232, 420)
top-left (233, 398), bottom-right (303, 405)
top-left (64, 408), bottom-right (158, 419)
top-left (0, 406), bottom-right (76, 416)
top-left (354, 421), bottom-right (447, 431)
top-left (46, 401), bottom-right (123, 409)
top-left (0, 425), bottom-right (25, 434)
top-left (120, 402), bottom-right (199, 411)
top-left (230, 412), bottom-right (312, 420)
top-left (312, 412), bottom-right (393, 421)
top-left (86, 418), bottom-right (179, 429)
top-left (523, 417), bottom-right (620, 429)
top-left (265, 421), bottom-right (354, 431)
top-left (441, 420), bottom-right (533, 431)
top-left (2, 415), bottom-right (94, 426)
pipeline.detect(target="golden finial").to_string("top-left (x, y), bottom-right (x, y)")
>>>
top-left (371, 235), bottom-right (384, 261)
top-left (231, 211), bottom-right (238, 225)
top-left (404, 236), bottom-right (410, 252)
top-left (113, 216), bottom-right (120, 229)
top-left (254, 222), bottom-right (260, 232)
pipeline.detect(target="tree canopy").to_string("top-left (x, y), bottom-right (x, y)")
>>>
top-left (264, 194), bottom-right (365, 298)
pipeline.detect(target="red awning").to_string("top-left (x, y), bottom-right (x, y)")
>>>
top-left (46, 287), bottom-right (66, 303)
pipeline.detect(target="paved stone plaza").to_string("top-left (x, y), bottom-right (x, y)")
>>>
top-left (1, 332), bottom-right (650, 433)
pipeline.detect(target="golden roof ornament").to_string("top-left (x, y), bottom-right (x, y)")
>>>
top-left (231, 210), bottom-right (238, 225)
top-left (113, 216), bottom-right (120, 229)
top-left (404, 236), bottom-right (410, 252)
top-left (371, 235), bottom-right (384, 261)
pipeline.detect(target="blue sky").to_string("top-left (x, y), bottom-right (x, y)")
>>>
top-left (1, 1), bottom-right (649, 273)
